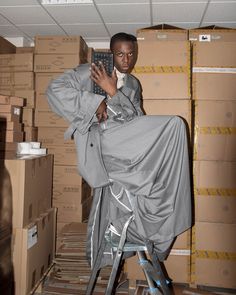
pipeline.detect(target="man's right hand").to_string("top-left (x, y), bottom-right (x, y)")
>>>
top-left (96, 100), bottom-right (108, 123)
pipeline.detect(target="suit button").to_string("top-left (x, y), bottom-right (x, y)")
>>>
top-left (90, 143), bottom-right (93, 147)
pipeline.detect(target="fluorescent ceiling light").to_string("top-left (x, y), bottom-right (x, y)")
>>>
top-left (41, 0), bottom-right (93, 4)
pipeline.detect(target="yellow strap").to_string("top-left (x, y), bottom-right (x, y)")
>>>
top-left (133, 65), bottom-right (189, 74)
top-left (195, 126), bottom-right (236, 135)
top-left (194, 188), bottom-right (236, 197)
top-left (195, 250), bottom-right (236, 260)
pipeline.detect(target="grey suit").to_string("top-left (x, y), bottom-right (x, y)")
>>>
top-left (47, 63), bottom-right (192, 269)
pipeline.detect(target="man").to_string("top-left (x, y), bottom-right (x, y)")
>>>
top-left (47, 33), bottom-right (191, 270)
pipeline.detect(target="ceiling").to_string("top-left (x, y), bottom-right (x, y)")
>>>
top-left (0, 0), bottom-right (235, 45)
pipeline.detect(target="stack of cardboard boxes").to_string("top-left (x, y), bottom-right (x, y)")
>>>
top-left (34, 36), bottom-right (92, 240)
top-left (0, 43), bottom-right (36, 142)
top-left (126, 25), bottom-right (192, 285)
top-left (190, 27), bottom-right (236, 289)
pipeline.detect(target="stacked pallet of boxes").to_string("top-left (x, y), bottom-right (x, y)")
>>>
top-left (34, 36), bottom-right (92, 241)
top-left (0, 38), bottom-right (36, 142)
top-left (189, 27), bottom-right (236, 289)
top-left (126, 25), bottom-right (192, 286)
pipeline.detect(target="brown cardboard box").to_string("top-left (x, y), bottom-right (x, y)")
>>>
top-left (4, 155), bottom-right (53, 228)
top-left (53, 164), bottom-right (82, 186)
top-left (37, 127), bottom-right (74, 146)
top-left (143, 99), bottom-right (192, 131)
top-left (35, 110), bottom-right (68, 127)
top-left (13, 208), bottom-right (56, 295)
top-left (47, 145), bottom-right (77, 165)
top-left (194, 100), bottom-right (236, 161)
top-left (193, 222), bottom-right (236, 288)
top-left (0, 105), bottom-right (21, 122)
top-left (192, 42), bottom-right (236, 67)
top-left (22, 107), bottom-right (34, 127)
top-left (0, 94), bottom-right (24, 106)
top-left (35, 35), bottom-right (88, 57)
top-left (36, 93), bottom-right (50, 110)
top-left (0, 53), bottom-right (33, 72)
top-left (24, 126), bottom-right (38, 142)
top-left (172, 229), bottom-right (191, 249)
top-left (54, 200), bottom-right (82, 223)
top-left (189, 26), bottom-right (236, 42)
top-left (134, 73), bottom-right (190, 99)
top-left (194, 160), bottom-right (236, 223)
top-left (0, 90), bottom-right (35, 107)
top-left (192, 72), bottom-right (236, 100)
top-left (0, 36), bottom-right (16, 54)
top-left (87, 47), bottom-right (94, 63)
top-left (0, 72), bottom-right (34, 91)
top-left (135, 41), bottom-right (190, 67)
top-left (35, 72), bottom-right (61, 92)
top-left (0, 120), bottom-right (22, 131)
top-left (34, 54), bottom-right (82, 73)
top-left (16, 47), bottom-right (34, 53)
top-left (0, 130), bottom-right (24, 142)
top-left (126, 254), bottom-right (190, 283)
top-left (137, 24), bottom-right (188, 41)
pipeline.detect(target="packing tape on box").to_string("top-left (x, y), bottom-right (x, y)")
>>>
top-left (170, 249), bottom-right (191, 256)
top-left (133, 65), bottom-right (189, 74)
top-left (194, 250), bottom-right (236, 260)
top-left (17, 142), bottom-right (46, 155)
top-left (193, 67), bottom-right (236, 73)
top-left (194, 188), bottom-right (236, 197)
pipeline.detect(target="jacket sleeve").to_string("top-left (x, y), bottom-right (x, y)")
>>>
top-left (46, 67), bottom-right (105, 134)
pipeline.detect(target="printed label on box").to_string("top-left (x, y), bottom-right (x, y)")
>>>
top-left (199, 34), bottom-right (211, 42)
top-left (14, 107), bottom-right (20, 116)
top-left (27, 225), bottom-right (38, 249)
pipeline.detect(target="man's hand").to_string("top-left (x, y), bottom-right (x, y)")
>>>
top-left (90, 62), bottom-right (118, 97)
top-left (96, 100), bottom-right (108, 123)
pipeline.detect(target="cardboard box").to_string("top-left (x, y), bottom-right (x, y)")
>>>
top-left (46, 145), bottom-right (77, 166)
top-left (87, 47), bottom-right (94, 63)
top-left (0, 72), bottom-right (34, 91)
top-left (0, 90), bottom-right (35, 107)
top-left (137, 24), bottom-right (188, 41)
top-left (195, 259), bottom-right (236, 289)
top-left (0, 36), bottom-right (16, 54)
top-left (192, 72), bottom-right (236, 100)
top-left (172, 229), bottom-right (191, 249)
top-left (194, 100), bottom-right (236, 161)
top-left (35, 35), bottom-right (88, 57)
top-left (35, 93), bottom-right (50, 110)
top-left (0, 130), bottom-right (24, 142)
top-left (0, 53), bottom-right (33, 72)
top-left (4, 155), bottom-right (53, 228)
top-left (34, 54), bottom-right (82, 73)
top-left (194, 160), bottom-right (236, 223)
top-left (189, 26), bottom-right (236, 42)
top-left (53, 184), bottom-right (84, 204)
top-left (134, 73), bottom-right (190, 99)
top-left (22, 107), bottom-right (34, 127)
top-left (192, 42), bottom-right (236, 67)
top-left (0, 120), bottom-right (22, 131)
top-left (35, 110), bottom-right (68, 127)
top-left (16, 47), bottom-right (34, 53)
top-left (135, 41), bottom-right (190, 67)
top-left (24, 126), bottom-right (38, 142)
top-left (0, 105), bottom-right (21, 122)
top-left (35, 72), bottom-right (61, 92)
top-left (0, 94), bottom-right (24, 106)
top-left (54, 200), bottom-right (82, 223)
top-left (126, 254), bottom-right (190, 284)
top-left (143, 99), bottom-right (192, 132)
top-left (53, 164), bottom-right (82, 186)
top-left (12, 208), bottom-right (56, 295)
top-left (37, 127), bottom-right (74, 146)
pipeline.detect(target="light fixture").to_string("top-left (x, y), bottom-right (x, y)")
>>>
top-left (41, 0), bottom-right (93, 5)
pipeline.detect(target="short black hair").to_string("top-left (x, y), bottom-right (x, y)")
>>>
top-left (110, 32), bottom-right (137, 51)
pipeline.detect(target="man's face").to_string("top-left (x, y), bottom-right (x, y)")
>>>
top-left (112, 41), bottom-right (137, 73)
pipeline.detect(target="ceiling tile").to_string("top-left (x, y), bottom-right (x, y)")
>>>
top-left (0, 0), bottom-right (39, 6)
top-left (153, 3), bottom-right (207, 23)
top-left (62, 24), bottom-right (109, 38)
top-left (95, 0), bottom-right (149, 3)
top-left (98, 3), bottom-right (150, 23)
top-left (44, 4), bottom-right (101, 23)
top-left (17, 24), bottom-right (65, 37)
top-left (0, 14), bottom-right (11, 25)
top-left (0, 6), bottom-right (55, 24)
top-left (203, 2), bottom-right (236, 22)
top-left (153, 0), bottom-right (208, 2)
top-left (0, 25), bottom-right (25, 37)
top-left (107, 23), bottom-right (149, 36)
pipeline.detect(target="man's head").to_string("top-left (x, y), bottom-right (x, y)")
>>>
top-left (110, 32), bottom-right (138, 73)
